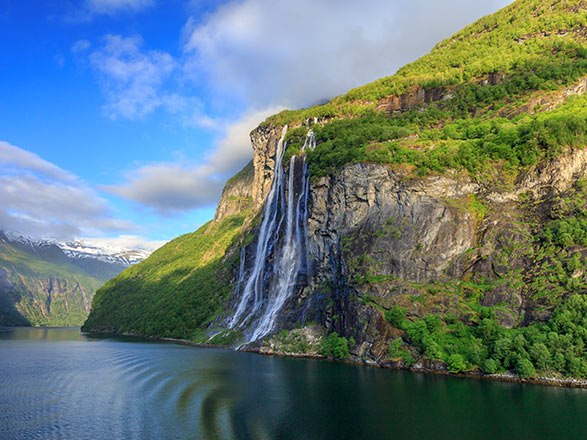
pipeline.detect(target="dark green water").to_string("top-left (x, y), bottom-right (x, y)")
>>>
top-left (1, 327), bottom-right (586, 439)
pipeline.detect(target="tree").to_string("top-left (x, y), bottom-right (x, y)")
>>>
top-left (320, 333), bottom-right (353, 360)
top-left (516, 358), bottom-right (536, 379)
top-left (448, 354), bottom-right (467, 373)
top-left (483, 358), bottom-right (500, 374)
top-left (530, 343), bottom-right (551, 371)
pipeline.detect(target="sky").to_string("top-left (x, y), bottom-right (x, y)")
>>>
top-left (0, 0), bottom-right (512, 250)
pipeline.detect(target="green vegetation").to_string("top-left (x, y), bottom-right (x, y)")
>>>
top-left (385, 306), bottom-right (406, 328)
top-left (273, 329), bottom-right (312, 353)
top-left (320, 332), bottom-right (355, 359)
top-left (82, 213), bottom-right (248, 340)
top-left (0, 239), bottom-right (103, 326)
top-left (283, 126), bottom-right (310, 163)
top-left (389, 337), bottom-right (416, 365)
top-left (387, 296), bottom-right (587, 379)
top-left (224, 159), bottom-right (254, 189)
top-left (521, 183), bottom-right (587, 305)
top-left (209, 329), bottom-right (242, 346)
top-left (303, 95), bottom-right (587, 178)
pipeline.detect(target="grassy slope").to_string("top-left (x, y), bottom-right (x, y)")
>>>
top-left (82, 214), bottom-right (248, 339)
top-left (0, 241), bottom-right (102, 326)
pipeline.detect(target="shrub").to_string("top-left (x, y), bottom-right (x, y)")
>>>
top-left (385, 306), bottom-right (406, 329)
top-left (422, 334), bottom-right (443, 359)
top-left (447, 354), bottom-right (467, 373)
top-left (405, 320), bottom-right (430, 346)
top-left (516, 358), bottom-right (536, 379)
top-left (320, 333), bottom-right (355, 360)
top-left (483, 358), bottom-right (500, 374)
top-left (425, 314), bottom-right (444, 333)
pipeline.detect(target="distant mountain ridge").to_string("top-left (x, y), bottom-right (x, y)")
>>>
top-left (0, 231), bottom-right (154, 326)
top-left (4, 232), bottom-right (151, 266)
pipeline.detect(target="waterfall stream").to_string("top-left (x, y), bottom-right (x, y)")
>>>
top-left (228, 127), bottom-right (314, 343)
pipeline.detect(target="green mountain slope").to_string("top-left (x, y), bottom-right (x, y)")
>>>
top-left (82, 213), bottom-right (251, 340)
top-left (270, 0), bottom-right (587, 122)
top-left (84, 0), bottom-right (587, 381)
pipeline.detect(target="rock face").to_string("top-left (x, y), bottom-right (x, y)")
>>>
top-left (500, 76), bottom-right (587, 119)
top-left (375, 75), bottom-right (587, 118)
top-left (376, 85), bottom-right (452, 115)
top-left (222, 123), bottom-right (587, 363)
top-left (374, 73), bottom-right (508, 115)
top-left (251, 125), bottom-right (283, 207)
top-left (0, 263), bottom-right (97, 327)
top-left (213, 160), bottom-right (255, 223)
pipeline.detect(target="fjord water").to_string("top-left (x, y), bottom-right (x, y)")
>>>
top-left (1, 328), bottom-right (586, 440)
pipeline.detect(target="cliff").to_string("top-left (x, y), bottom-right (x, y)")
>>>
top-left (84, 0), bottom-right (587, 382)
top-left (0, 235), bottom-right (101, 326)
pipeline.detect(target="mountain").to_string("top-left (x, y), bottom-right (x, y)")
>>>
top-left (84, 0), bottom-right (587, 381)
top-left (0, 232), bottom-right (152, 326)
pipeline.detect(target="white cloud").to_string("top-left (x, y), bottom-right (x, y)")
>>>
top-left (76, 0), bottom-right (154, 20)
top-left (205, 106), bottom-right (282, 173)
top-left (0, 141), bottom-right (76, 182)
top-left (86, 0), bottom-right (154, 14)
top-left (182, 0), bottom-right (512, 109)
top-left (78, 235), bottom-right (166, 253)
top-left (72, 39), bottom-right (91, 53)
top-left (104, 161), bottom-right (225, 215)
top-left (0, 141), bottom-right (137, 240)
top-left (82, 34), bottom-right (219, 127)
top-left (88, 35), bottom-right (176, 119)
top-left (104, 106), bottom-right (279, 213)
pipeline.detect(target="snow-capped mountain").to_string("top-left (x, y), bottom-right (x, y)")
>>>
top-left (3, 232), bottom-right (154, 267)
top-left (58, 240), bottom-right (150, 266)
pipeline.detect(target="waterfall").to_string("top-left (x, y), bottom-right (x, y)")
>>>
top-left (228, 127), bottom-right (313, 342)
top-left (228, 125), bottom-right (289, 329)
top-left (236, 246), bottom-right (246, 287)
top-left (302, 129), bottom-right (316, 152)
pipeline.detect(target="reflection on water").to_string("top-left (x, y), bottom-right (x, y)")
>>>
top-left (1, 327), bottom-right (586, 440)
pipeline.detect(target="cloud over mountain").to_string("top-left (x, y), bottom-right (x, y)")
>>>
top-left (75, 0), bottom-right (511, 215)
top-left (182, 0), bottom-right (511, 109)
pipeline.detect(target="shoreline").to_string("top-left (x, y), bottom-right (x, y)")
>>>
top-left (82, 329), bottom-right (587, 390)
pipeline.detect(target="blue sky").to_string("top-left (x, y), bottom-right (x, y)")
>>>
top-left (0, 0), bottom-right (510, 250)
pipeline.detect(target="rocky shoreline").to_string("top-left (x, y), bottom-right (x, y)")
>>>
top-left (84, 330), bottom-right (587, 390)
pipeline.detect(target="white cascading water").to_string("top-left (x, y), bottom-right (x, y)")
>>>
top-left (229, 127), bottom-right (315, 342)
top-left (228, 125), bottom-right (289, 329)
